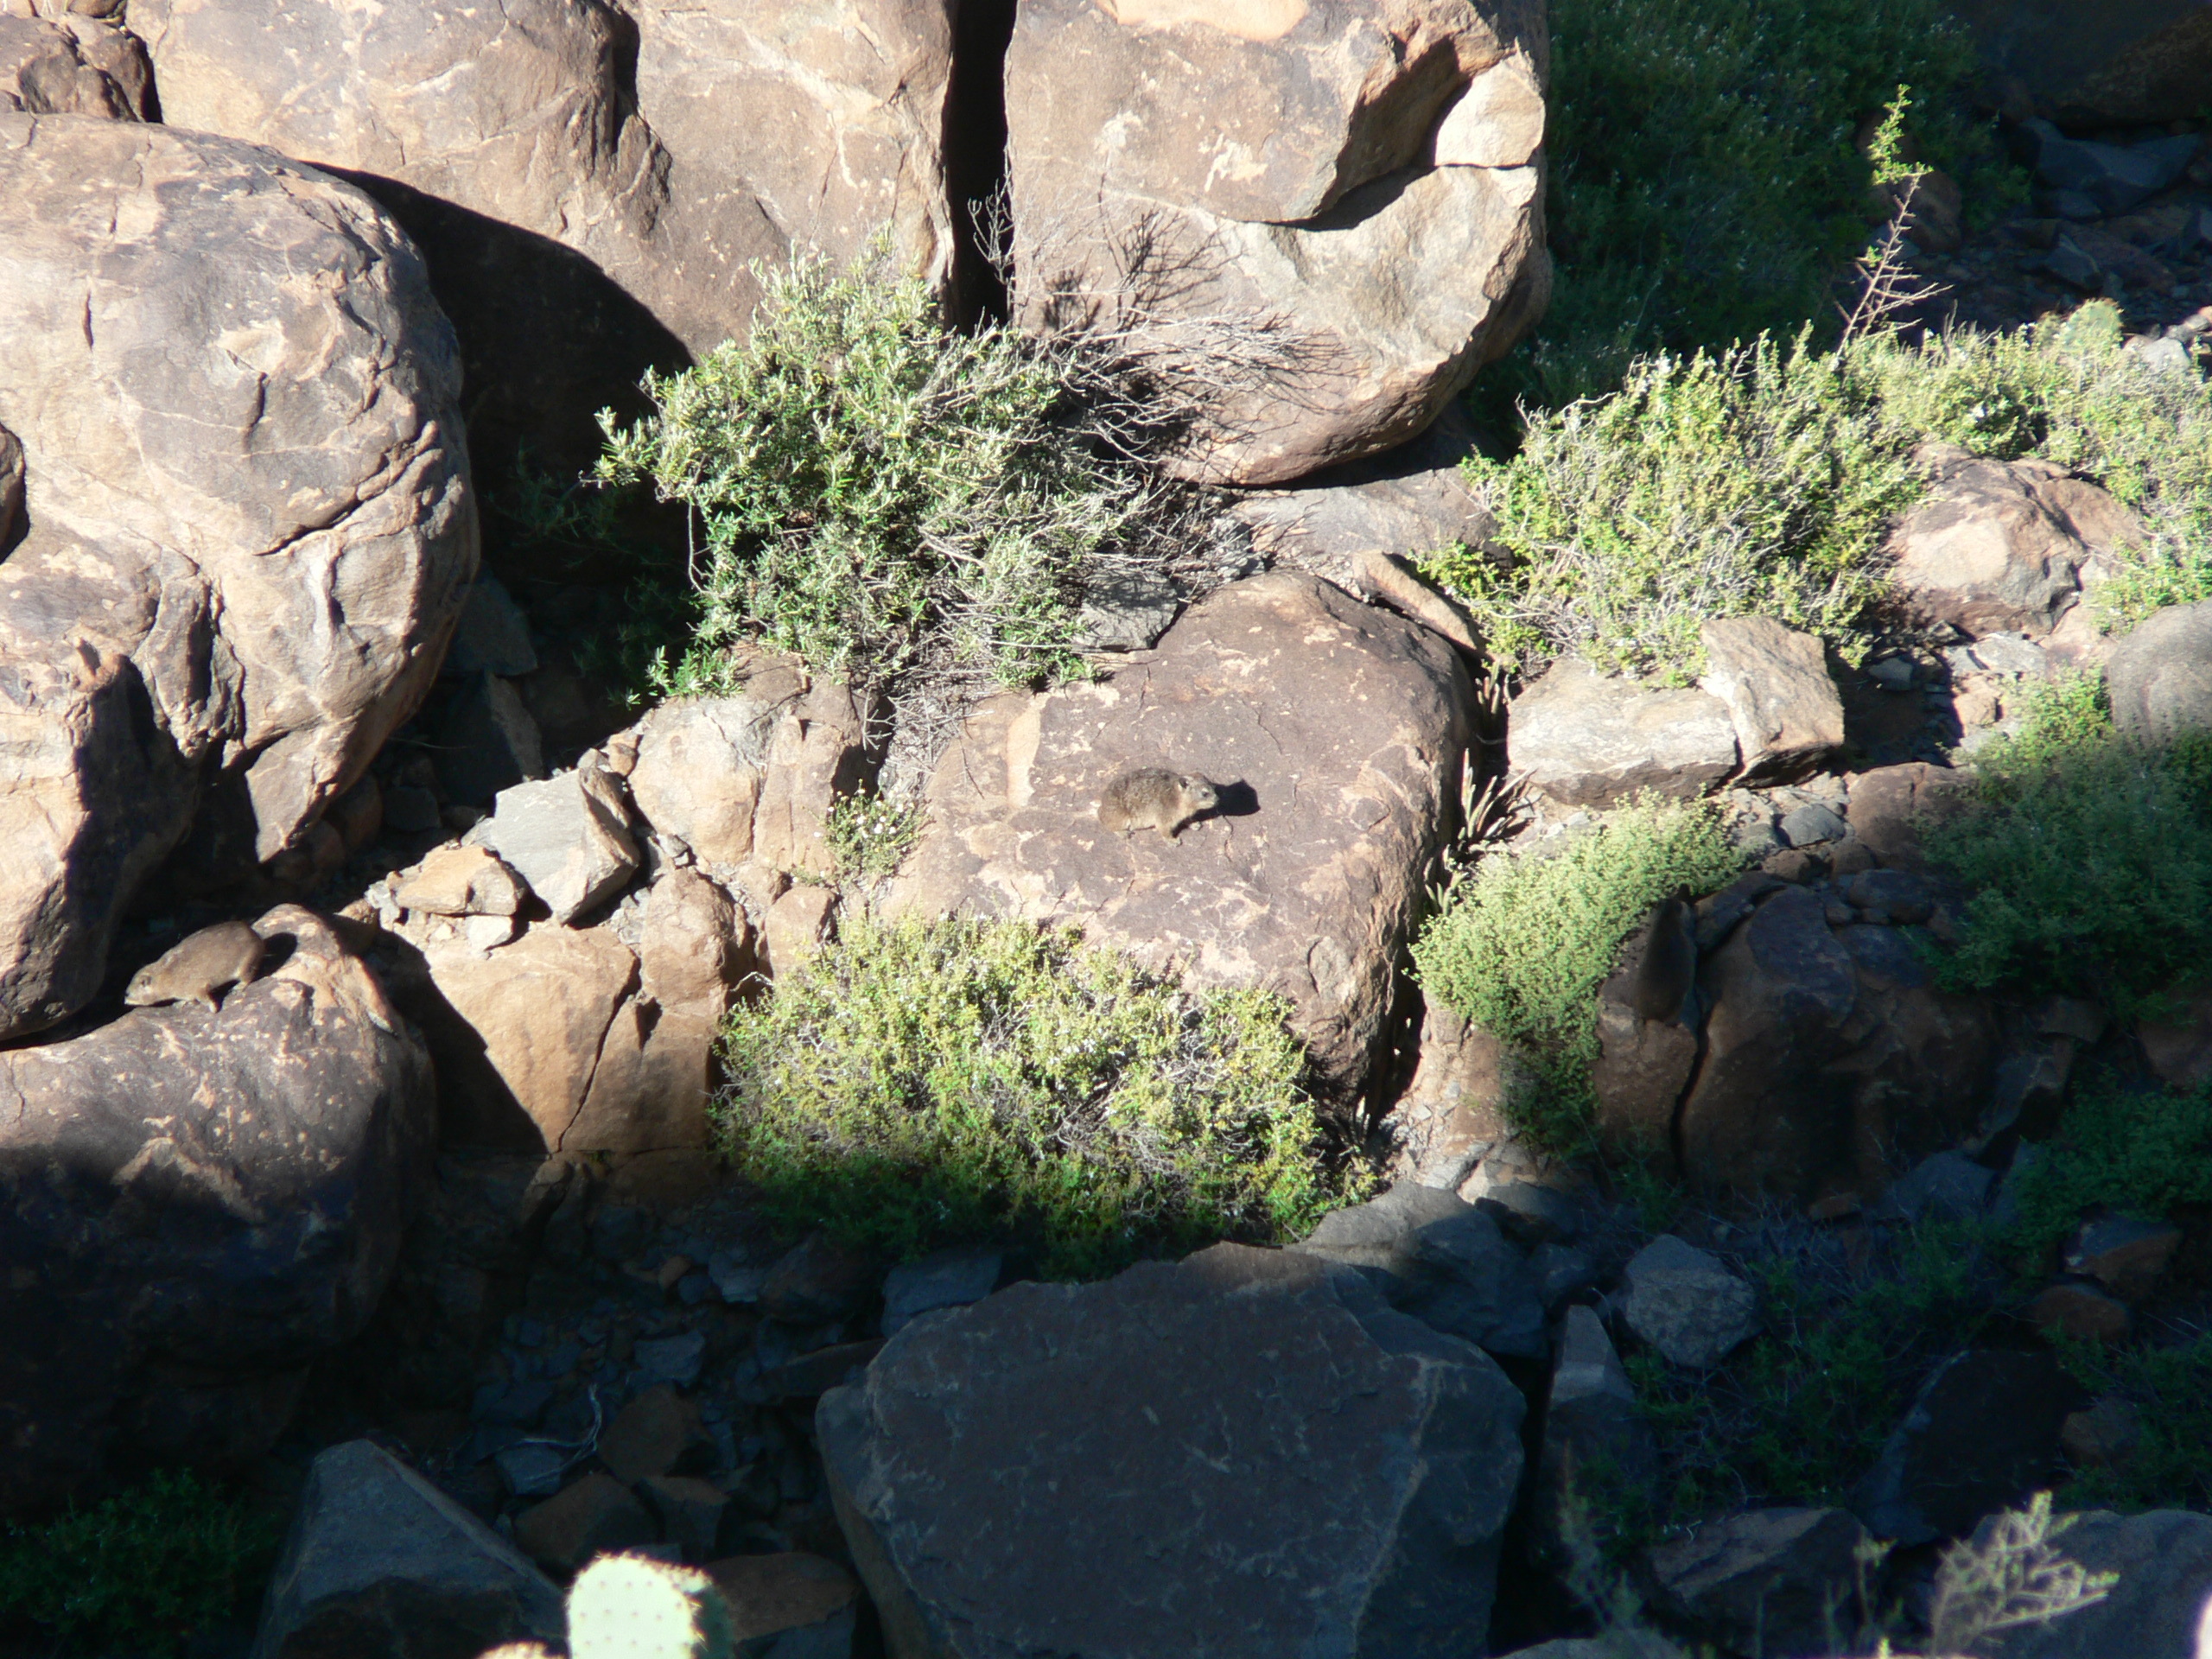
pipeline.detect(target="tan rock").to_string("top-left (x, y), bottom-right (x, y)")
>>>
top-left (627, 696), bottom-right (776, 868)
top-left (637, 868), bottom-right (752, 1012)
top-left (1381, 1001), bottom-right (1517, 1190)
top-left (765, 887), bottom-right (838, 977)
top-left (888, 573), bottom-right (1472, 1091)
top-left (1508, 659), bottom-right (1738, 809)
top-left (752, 682), bottom-right (882, 874)
top-left (1697, 617), bottom-right (1842, 782)
top-left (0, 13), bottom-right (149, 117)
top-left (0, 117), bottom-right (475, 1039)
top-left (392, 845), bottom-right (529, 918)
top-left (1007, 0), bottom-right (1549, 484)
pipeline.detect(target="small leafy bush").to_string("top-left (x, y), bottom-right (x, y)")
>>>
top-left (1525, 0), bottom-right (1999, 404)
top-left (2056, 1333), bottom-right (2212, 1515)
top-left (1924, 684), bottom-right (2212, 1010)
top-left (1410, 797), bottom-right (1745, 1149)
top-left (715, 914), bottom-right (1344, 1276)
top-left (823, 791), bottom-right (925, 882)
top-left (0, 1470), bottom-right (279, 1654)
top-left (1624, 1220), bottom-right (1991, 1530)
top-left (598, 252), bottom-right (1168, 697)
top-left (2001, 1080), bottom-right (2212, 1265)
top-left (1433, 304), bottom-right (2212, 683)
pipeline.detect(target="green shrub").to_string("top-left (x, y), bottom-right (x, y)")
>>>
top-left (2001, 1081), bottom-right (2212, 1266)
top-left (1410, 798), bottom-right (1745, 1149)
top-left (715, 914), bottom-right (1344, 1276)
top-left (823, 791), bottom-right (925, 882)
top-left (0, 1470), bottom-right (280, 1654)
top-left (1624, 1221), bottom-right (1991, 1531)
top-left (2055, 1333), bottom-right (2212, 1515)
top-left (1431, 304), bottom-right (2212, 683)
top-left (1923, 688), bottom-right (2212, 1010)
top-left (1521, 0), bottom-right (1998, 405)
top-left (597, 252), bottom-right (1166, 697)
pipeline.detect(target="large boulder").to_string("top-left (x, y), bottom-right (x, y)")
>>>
top-left (2107, 599), bottom-right (2212, 743)
top-left (1853, 1349), bottom-right (2082, 1546)
top-left (0, 908), bottom-right (436, 1513)
top-left (1960, 1509), bottom-right (2212, 1659)
top-left (134, 0), bottom-right (963, 474)
top-left (0, 115), bottom-right (475, 1040)
top-left (1006, 0), bottom-right (1549, 485)
top-left (1508, 658), bottom-right (1739, 808)
top-left (1948, 0), bottom-right (2212, 126)
top-left (251, 1440), bottom-right (566, 1659)
top-left (887, 573), bottom-right (1474, 1092)
top-left (817, 1243), bottom-right (1527, 1659)
top-left (0, 12), bottom-right (151, 118)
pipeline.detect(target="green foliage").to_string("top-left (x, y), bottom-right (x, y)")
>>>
top-left (1524, 0), bottom-right (2000, 404)
top-left (1928, 1492), bottom-right (2118, 1650)
top-left (598, 251), bottom-right (1154, 696)
top-left (2001, 1081), bottom-right (2212, 1266)
top-left (1923, 688), bottom-right (2212, 1010)
top-left (823, 791), bottom-right (925, 882)
top-left (2056, 1334), bottom-right (2212, 1515)
top-left (1431, 334), bottom-right (1912, 681)
top-left (715, 914), bottom-right (1344, 1277)
top-left (1626, 1222), bottom-right (1992, 1528)
top-left (0, 1470), bottom-right (279, 1654)
top-left (1434, 304), bottom-right (2212, 684)
top-left (1410, 798), bottom-right (1745, 1149)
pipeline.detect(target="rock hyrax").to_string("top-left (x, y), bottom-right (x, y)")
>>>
top-left (1097, 768), bottom-right (1220, 842)
top-left (1630, 888), bottom-right (1696, 1021)
top-left (124, 921), bottom-right (268, 1012)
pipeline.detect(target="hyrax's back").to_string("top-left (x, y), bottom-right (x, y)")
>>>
top-left (124, 920), bottom-right (268, 1011)
top-left (1097, 768), bottom-right (1219, 841)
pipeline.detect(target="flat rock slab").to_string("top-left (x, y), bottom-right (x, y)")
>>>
top-left (251, 1440), bottom-right (564, 1659)
top-left (1508, 658), bottom-right (1738, 808)
top-left (888, 574), bottom-right (1472, 1092)
top-left (0, 909), bottom-right (435, 1512)
top-left (1698, 616), bottom-right (1842, 782)
top-left (818, 1243), bottom-right (1526, 1659)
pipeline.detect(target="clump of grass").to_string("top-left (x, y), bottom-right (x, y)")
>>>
top-left (715, 914), bottom-right (1345, 1277)
top-left (2054, 1333), bottom-right (2212, 1515)
top-left (2001, 1081), bottom-right (2212, 1266)
top-left (1518, 0), bottom-right (2002, 407)
top-left (1409, 797), bottom-right (1745, 1149)
top-left (1923, 676), bottom-right (2212, 1011)
top-left (597, 251), bottom-right (1184, 700)
top-left (0, 1470), bottom-right (280, 1655)
top-left (1624, 1220), bottom-right (1992, 1533)
top-left (1435, 304), bottom-right (2212, 684)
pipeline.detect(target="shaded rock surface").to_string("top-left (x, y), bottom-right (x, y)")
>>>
top-left (1644, 1507), bottom-right (1870, 1659)
top-left (0, 11), bottom-right (149, 116)
top-left (1949, 0), bottom-right (2212, 126)
top-left (2107, 598), bottom-right (2212, 742)
top-left (889, 574), bottom-right (1473, 1093)
top-left (0, 908), bottom-right (435, 1512)
top-left (819, 1242), bottom-right (1526, 1659)
top-left (251, 1439), bottom-right (564, 1659)
top-left (1619, 1236), bottom-right (1759, 1370)
top-left (0, 114), bottom-right (476, 1040)
top-left (1006, 0), bottom-right (1549, 484)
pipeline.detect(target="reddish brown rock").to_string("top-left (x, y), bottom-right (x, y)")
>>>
top-left (1381, 1001), bottom-right (1518, 1190)
top-left (1838, 762), bottom-right (1975, 874)
top-left (512, 1472), bottom-right (655, 1573)
top-left (597, 1385), bottom-right (714, 1485)
top-left (888, 574), bottom-right (1474, 1091)
top-left (2031, 1282), bottom-right (2133, 1344)
top-left (0, 13), bottom-right (149, 117)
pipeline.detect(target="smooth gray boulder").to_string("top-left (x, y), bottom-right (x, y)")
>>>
top-left (818, 1243), bottom-right (1526, 1659)
top-left (2108, 600), bottom-right (2212, 744)
top-left (1293, 1179), bottom-right (1547, 1358)
top-left (251, 1440), bottom-right (564, 1659)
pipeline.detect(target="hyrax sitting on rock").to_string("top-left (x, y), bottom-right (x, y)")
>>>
top-left (124, 920), bottom-right (268, 1012)
top-left (1630, 888), bottom-right (1696, 1021)
top-left (1097, 768), bottom-right (1219, 842)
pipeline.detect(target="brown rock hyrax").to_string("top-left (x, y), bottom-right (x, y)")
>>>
top-left (1630, 888), bottom-right (1696, 1021)
top-left (124, 921), bottom-right (267, 1012)
top-left (1097, 768), bottom-right (1219, 841)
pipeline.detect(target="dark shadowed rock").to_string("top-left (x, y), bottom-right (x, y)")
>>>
top-left (703, 1553), bottom-right (863, 1659)
top-left (0, 908), bottom-right (435, 1513)
top-left (889, 575), bottom-right (1473, 1093)
top-left (1959, 1508), bottom-right (2212, 1659)
top-left (1841, 763), bottom-right (1974, 874)
top-left (881, 1249), bottom-right (1004, 1338)
top-left (1379, 1000), bottom-right (1520, 1192)
top-left (1006, 0), bottom-right (1548, 485)
top-left (1293, 1180), bottom-right (1546, 1358)
top-left (818, 1243), bottom-right (1526, 1659)
top-left (251, 1440), bottom-right (564, 1659)
top-left (1620, 1236), bottom-right (1760, 1370)
top-left (1950, 1), bottom-right (2212, 126)
top-left (0, 13), bottom-right (150, 117)
top-left (1853, 1350), bottom-right (2084, 1546)
top-left (1645, 1508), bottom-right (1870, 1659)
top-left (0, 115), bottom-right (475, 1039)
top-left (1533, 1306), bottom-right (1657, 1560)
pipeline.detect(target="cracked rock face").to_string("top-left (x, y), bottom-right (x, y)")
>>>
top-left (887, 573), bottom-right (1474, 1095)
top-left (0, 908), bottom-right (435, 1514)
top-left (818, 1243), bottom-right (1527, 1659)
top-left (0, 115), bottom-right (476, 1040)
top-left (135, 0), bottom-right (963, 475)
top-left (1007, 0), bottom-right (1551, 484)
